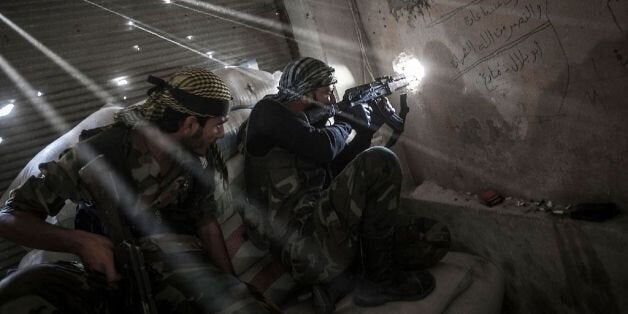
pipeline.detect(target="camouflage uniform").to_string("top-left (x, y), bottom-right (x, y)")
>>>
top-left (244, 98), bottom-right (403, 284)
top-left (245, 58), bottom-right (444, 310)
top-left (0, 124), bottom-right (275, 314)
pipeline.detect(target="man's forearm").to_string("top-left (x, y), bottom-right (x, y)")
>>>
top-left (0, 210), bottom-right (83, 255)
top-left (198, 218), bottom-right (235, 275)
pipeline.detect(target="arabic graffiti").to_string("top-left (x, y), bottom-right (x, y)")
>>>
top-left (446, 0), bottom-right (552, 80)
top-left (452, 3), bottom-right (544, 70)
top-left (463, 0), bottom-right (520, 26)
top-left (417, 0), bottom-right (570, 118)
top-left (584, 88), bottom-right (607, 107)
top-left (478, 40), bottom-right (543, 91)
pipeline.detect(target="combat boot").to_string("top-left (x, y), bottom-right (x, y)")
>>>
top-left (312, 271), bottom-right (355, 314)
top-left (353, 233), bottom-right (435, 307)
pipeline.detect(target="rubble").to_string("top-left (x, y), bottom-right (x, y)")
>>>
top-left (409, 181), bottom-right (619, 222)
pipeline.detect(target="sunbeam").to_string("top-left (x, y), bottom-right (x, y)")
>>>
top-left (0, 53), bottom-right (69, 133)
top-left (0, 12), bottom-right (118, 108)
top-left (175, 0), bottom-right (374, 63)
top-left (81, 0), bottom-right (229, 66)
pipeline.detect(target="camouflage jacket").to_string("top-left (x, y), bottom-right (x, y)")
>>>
top-left (243, 98), bottom-right (361, 248)
top-left (2, 123), bottom-right (226, 237)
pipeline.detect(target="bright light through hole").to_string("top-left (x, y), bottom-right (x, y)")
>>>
top-left (127, 21), bottom-right (134, 26)
top-left (393, 52), bottom-right (425, 91)
top-left (0, 137), bottom-right (3, 144)
top-left (164, 0), bottom-right (172, 3)
top-left (0, 103), bottom-right (14, 117)
top-left (37, 91), bottom-right (43, 97)
top-left (113, 76), bottom-right (128, 86)
top-left (186, 35), bottom-right (193, 40)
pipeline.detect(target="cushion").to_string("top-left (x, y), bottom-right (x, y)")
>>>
top-left (213, 67), bottom-right (280, 111)
top-left (217, 151), bottom-right (299, 305)
top-left (283, 252), bottom-right (504, 313)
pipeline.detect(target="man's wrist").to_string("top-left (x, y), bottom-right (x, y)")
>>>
top-left (65, 229), bottom-right (91, 256)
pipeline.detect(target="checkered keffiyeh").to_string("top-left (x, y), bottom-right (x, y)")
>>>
top-left (116, 68), bottom-right (232, 128)
top-left (270, 57), bottom-right (337, 103)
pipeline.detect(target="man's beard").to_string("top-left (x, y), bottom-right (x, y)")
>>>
top-left (182, 128), bottom-right (207, 156)
top-left (304, 94), bottom-right (335, 124)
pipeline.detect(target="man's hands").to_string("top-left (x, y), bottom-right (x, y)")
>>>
top-left (199, 218), bottom-right (236, 275)
top-left (72, 229), bottom-right (121, 284)
top-left (337, 96), bottom-right (395, 134)
top-left (337, 102), bottom-right (372, 133)
top-left (370, 97), bottom-right (395, 131)
top-left (0, 211), bottom-right (121, 285)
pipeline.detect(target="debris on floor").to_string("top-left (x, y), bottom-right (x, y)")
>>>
top-left (478, 190), bottom-right (504, 207)
top-left (564, 203), bottom-right (620, 222)
top-left (408, 181), bottom-right (621, 222)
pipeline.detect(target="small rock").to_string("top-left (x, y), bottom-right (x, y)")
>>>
top-left (478, 190), bottom-right (504, 207)
top-left (516, 200), bottom-right (526, 207)
top-left (505, 196), bottom-right (512, 201)
top-left (546, 201), bottom-right (553, 208)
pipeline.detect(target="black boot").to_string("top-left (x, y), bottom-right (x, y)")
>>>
top-left (353, 233), bottom-right (435, 307)
top-left (312, 271), bottom-right (356, 314)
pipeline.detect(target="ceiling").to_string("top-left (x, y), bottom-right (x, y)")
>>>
top-left (0, 0), bottom-right (296, 271)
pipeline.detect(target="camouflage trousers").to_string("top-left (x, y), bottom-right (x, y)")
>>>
top-left (282, 147), bottom-right (402, 284)
top-left (0, 253), bottom-right (276, 314)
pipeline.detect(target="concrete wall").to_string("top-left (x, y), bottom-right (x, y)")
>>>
top-left (402, 187), bottom-right (628, 314)
top-left (283, 0), bottom-right (366, 96)
top-left (283, 0), bottom-right (628, 209)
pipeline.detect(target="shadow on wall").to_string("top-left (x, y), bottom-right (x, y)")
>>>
top-left (403, 36), bottom-right (628, 210)
top-left (521, 38), bottom-right (628, 208)
top-left (404, 40), bottom-right (528, 195)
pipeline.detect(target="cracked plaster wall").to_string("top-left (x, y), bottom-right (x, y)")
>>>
top-left (284, 0), bottom-right (628, 210)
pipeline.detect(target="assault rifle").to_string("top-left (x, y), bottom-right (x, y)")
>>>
top-left (305, 75), bottom-right (411, 147)
top-left (79, 155), bottom-right (158, 314)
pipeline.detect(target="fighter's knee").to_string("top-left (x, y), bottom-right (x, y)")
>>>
top-left (359, 147), bottom-right (401, 177)
top-left (362, 146), bottom-right (400, 165)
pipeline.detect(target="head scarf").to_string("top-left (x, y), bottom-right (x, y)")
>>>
top-left (115, 68), bottom-right (232, 128)
top-left (269, 57), bottom-right (337, 103)
top-left (115, 68), bottom-right (232, 183)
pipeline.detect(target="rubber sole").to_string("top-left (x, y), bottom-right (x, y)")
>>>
top-left (353, 271), bottom-right (436, 307)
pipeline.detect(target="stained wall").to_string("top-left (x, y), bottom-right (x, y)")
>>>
top-left (285, 0), bottom-right (628, 210)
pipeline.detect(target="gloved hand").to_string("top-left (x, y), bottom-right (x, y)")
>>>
top-left (336, 102), bottom-right (372, 133)
top-left (371, 97), bottom-right (395, 132)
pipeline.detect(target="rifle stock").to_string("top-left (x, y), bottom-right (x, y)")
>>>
top-left (115, 241), bottom-right (157, 314)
